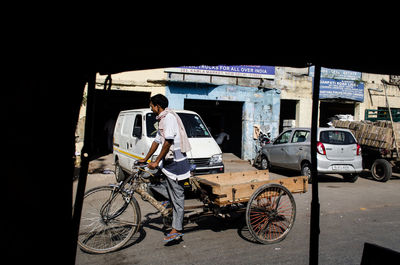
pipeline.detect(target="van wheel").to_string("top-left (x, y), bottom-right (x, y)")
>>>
top-left (301, 162), bottom-right (312, 183)
top-left (115, 161), bottom-right (127, 182)
top-left (371, 159), bottom-right (392, 182)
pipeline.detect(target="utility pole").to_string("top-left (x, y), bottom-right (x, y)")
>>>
top-left (309, 64), bottom-right (321, 265)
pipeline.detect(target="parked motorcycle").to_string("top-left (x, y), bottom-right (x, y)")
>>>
top-left (253, 130), bottom-right (271, 170)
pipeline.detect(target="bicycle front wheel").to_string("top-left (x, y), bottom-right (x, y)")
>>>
top-left (77, 186), bottom-right (141, 253)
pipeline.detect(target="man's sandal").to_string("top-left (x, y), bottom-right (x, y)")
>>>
top-left (163, 233), bottom-right (184, 242)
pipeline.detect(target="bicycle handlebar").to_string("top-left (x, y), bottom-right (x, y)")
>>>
top-left (133, 161), bottom-right (159, 171)
top-left (133, 161), bottom-right (148, 168)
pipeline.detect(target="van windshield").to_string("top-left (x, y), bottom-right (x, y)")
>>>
top-left (145, 112), bottom-right (211, 138)
top-left (320, 130), bottom-right (356, 145)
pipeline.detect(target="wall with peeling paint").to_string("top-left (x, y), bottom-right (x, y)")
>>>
top-left (166, 82), bottom-right (280, 160)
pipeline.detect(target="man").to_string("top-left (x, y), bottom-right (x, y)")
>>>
top-left (139, 94), bottom-right (191, 242)
top-left (215, 128), bottom-right (230, 152)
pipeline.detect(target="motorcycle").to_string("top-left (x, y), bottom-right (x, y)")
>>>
top-left (253, 130), bottom-right (271, 170)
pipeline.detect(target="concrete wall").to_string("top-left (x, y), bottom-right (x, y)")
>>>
top-left (361, 73), bottom-right (400, 116)
top-left (75, 67), bottom-right (399, 158)
top-left (275, 67), bottom-right (313, 127)
top-left (276, 67), bottom-right (400, 126)
top-left (95, 69), bottom-right (167, 96)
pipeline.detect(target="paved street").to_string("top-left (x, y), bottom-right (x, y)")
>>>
top-left (74, 154), bottom-right (400, 265)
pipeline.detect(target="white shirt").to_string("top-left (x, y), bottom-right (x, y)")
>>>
top-left (155, 113), bottom-right (190, 181)
top-left (155, 113), bottom-right (181, 150)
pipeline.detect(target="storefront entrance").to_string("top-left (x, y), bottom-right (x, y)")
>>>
top-left (184, 99), bottom-right (243, 158)
top-left (279, 99), bottom-right (298, 132)
top-left (319, 101), bottom-right (355, 127)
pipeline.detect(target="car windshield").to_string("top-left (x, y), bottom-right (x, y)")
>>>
top-left (319, 130), bottom-right (356, 145)
top-left (145, 112), bottom-right (211, 138)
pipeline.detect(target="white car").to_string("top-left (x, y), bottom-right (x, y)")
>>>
top-left (261, 127), bottom-right (362, 182)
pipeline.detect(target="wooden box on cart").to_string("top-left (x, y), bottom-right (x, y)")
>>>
top-left (195, 170), bottom-right (308, 206)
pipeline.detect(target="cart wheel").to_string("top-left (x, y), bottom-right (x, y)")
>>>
top-left (246, 183), bottom-right (296, 244)
top-left (371, 159), bottom-right (392, 182)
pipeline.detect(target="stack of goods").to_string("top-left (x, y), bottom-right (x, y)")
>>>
top-left (332, 120), bottom-right (400, 150)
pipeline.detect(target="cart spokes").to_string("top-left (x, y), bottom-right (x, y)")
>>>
top-left (246, 184), bottom-right (296, 244)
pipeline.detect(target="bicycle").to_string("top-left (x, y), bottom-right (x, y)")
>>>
top-left (77, 162), bottom-right (169, 254)
top-left (77, 161), bottom-right (305, 254)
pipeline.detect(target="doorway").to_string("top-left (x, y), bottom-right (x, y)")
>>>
top-left (319, 101), bottom-right (355, 127)
top-left (184, 99), bottom-right (243, 158)
top-left (280, 99), bottom-right (298, 132)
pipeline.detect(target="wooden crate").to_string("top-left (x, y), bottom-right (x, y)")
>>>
top-left (333, 120), bottom-right (396, 150)
top-left (195, 170), bottom-right (308, 206)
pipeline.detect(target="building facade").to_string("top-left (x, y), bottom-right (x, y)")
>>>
top-left (78, 66), bottom-right (400, 161)
top-left (277, 67), bottom-right (400, 129)
top-left (165, 82), bottom-right (280, 160)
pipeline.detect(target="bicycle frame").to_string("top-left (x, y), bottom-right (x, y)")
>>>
top-left (120, 165), bottom-right (171, 216)
top-left (104, 163), bottom-right (246, 224)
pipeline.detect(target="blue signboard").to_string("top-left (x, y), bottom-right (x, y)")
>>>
top-left (309, 66), bottom-right (364, 102)
top-left (319, 78), bottom-right (364, 102)
top-left (309, 66), bottom-right (362, 81)
top-left (165, 65), bottom-right (275, 79)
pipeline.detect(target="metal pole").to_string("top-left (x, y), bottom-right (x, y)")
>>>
top-left (71, 72), bottom-right (96, 264)
top-left (383, 79), bottom-right (400, 156)
top-left (309, 64), bottom-right (321, 265)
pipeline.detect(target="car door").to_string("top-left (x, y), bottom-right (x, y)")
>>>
top-left (268, 130), bottom-right (293, 167)
top-left (128, 114), bottom-right (147, 169)
top-left (119, 113), bottom-right (135, 171)
top-left (286, 129), bottom-right (310, 170)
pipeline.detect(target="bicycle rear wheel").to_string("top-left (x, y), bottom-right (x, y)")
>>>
top-left (77, 186), bottom-right (141, 253)
top-left (246, 183), bottom-right (296, 244)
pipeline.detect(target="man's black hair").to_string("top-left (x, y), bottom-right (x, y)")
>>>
top-left (150, 94), bottom-right (169, 109)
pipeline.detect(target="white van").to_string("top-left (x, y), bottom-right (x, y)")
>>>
top-left (113, 108), bottom-right (224, 181)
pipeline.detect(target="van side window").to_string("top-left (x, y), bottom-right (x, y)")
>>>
top-left (132, 115), bottom-right (142, 138)
top-left (122, 115), bottom-right (134, 136)
top-left (115, 115), bottom-right (123, 134)
top-left (146, 113), bottom-right (158, 137)
top-left (292, 130), bottom-right (309, 143)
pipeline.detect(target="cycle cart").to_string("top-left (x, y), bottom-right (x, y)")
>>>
top-left (77, 163), bottom-right (308, 254)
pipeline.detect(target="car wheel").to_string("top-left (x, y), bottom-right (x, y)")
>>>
top-left (260, 156), bottom-right (269, 170)
top-left (301, 162), bottom-right (312, 183)
top-left (342, 173), bottom-right (358, 183)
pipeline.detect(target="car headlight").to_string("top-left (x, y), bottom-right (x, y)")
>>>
top-left (151, 155), bottom-right (158, 162)
top-left (210, 154), bottom-right (223, 165)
